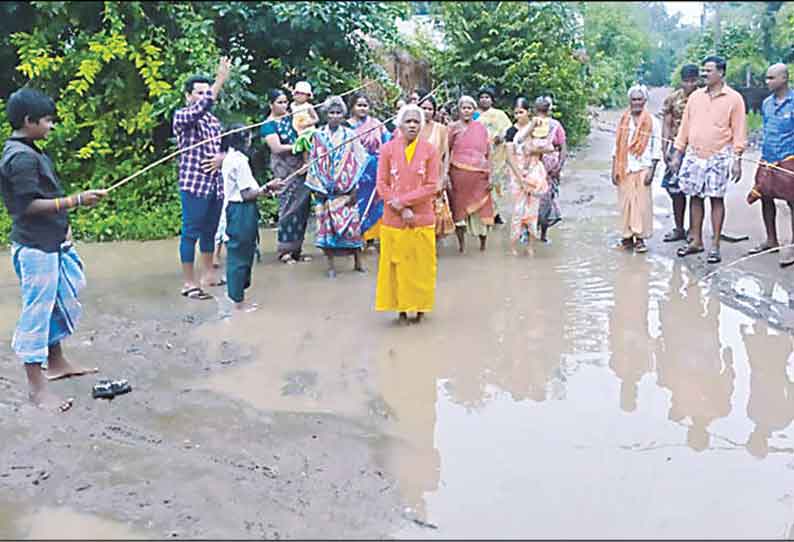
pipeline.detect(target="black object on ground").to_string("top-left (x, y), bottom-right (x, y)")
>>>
top-left (92, 378), bottom-right (133, 400)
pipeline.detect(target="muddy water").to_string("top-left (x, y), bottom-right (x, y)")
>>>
top-left (2, 93), bottom-right (794, 538)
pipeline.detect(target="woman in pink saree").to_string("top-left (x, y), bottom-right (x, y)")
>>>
top-left (505, 98), bottom-right (550, 255)
top-left (447, 95), bottom-right (494, 253)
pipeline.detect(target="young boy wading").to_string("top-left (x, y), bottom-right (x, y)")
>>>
top-left (0, 89), bottom-right (107, 411)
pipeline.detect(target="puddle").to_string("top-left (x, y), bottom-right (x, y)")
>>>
top-left (8, 506), bottom-right (147, 539)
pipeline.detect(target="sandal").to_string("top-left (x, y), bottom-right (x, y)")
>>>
top-left (747, 243), bottom-right (778, 256)
top-left (279, 254), bottom-right (297, 265)
top-left (181, 287), bottom-right (213, 300)
top-left (707, 249), bottom-right (722, 264)
top-left (296, 254), bottom-right (313, 263)
top-left (634, 239), bottom-right (648, 253)
top-left (677, 244), bottom-right (704, 258)
top-left (663, 229), bottom-right (687, 243)
top-left (207, 278), bottom-right (227, 287)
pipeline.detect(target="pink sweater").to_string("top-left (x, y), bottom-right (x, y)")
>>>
top-left (376, 136), bottom-right (440, 228)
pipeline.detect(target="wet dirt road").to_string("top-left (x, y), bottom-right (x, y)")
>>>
top-left (2, 94), bottom-right (794, 539)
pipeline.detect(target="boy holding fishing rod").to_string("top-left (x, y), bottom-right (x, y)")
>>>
top-left (1, 88), bottom-right (107, 412)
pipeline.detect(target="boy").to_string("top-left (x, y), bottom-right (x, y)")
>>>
top-left (0, 88), bottom-right (107, 411)
top-left (220, 125), bottom-right (278, 312)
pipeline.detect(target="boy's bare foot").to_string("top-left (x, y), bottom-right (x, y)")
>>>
top-left (45, 350), bottom-right (98, 381)
top-left (27, 365), bottom-right (73, 412)
top-left (30, 390), bottom-right (73, 412)
top-left (413, 312), bottom-right (424, 324)
top-left (398, 312), bottom-right (409, 325)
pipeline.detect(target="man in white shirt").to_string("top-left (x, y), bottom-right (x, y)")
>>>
top-left (611, 84), bottom-right (662, 253)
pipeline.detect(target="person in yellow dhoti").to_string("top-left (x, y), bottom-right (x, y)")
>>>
top-left (375, 105), bottom-right (441, 325)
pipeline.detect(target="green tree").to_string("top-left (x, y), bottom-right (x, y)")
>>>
top-left (423, 2), bottom-right (591, 144)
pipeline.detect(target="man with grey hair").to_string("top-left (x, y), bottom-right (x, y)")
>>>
top-left (746, 63), bottom-right (794, 266)
top-left (611, 84), bottom-right (662, 253)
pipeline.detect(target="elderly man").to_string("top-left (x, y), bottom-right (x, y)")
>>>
top-left (611, 85), bottom-right (662, 253)
top-left (660, 64), bottom-right (701, 243)
top-left (672, 55), bottom-right (747, 264)
top-left (746, 63), bottom-right (794, 266)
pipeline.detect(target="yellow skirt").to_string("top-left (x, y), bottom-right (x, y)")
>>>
top-left (375, 225), bottom-right (437, 313)
top-left (363, 220), bottom-right (381, 241)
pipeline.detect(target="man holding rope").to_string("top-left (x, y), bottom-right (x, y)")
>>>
top-left (672, 56), bottom-right (747, 264)
top-left (746, 63), bottom-right (794, 267)
top-left (173, 57), bottom-right (231, 300)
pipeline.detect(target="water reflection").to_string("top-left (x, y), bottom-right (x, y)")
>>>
top-left (656, 264), bottom-right (735, 452)
top-left (743, 320), bottom-right (794, 458)
top-left (608, 257), bottom-right (653, 413)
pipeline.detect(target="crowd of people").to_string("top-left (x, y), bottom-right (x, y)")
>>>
top-left (2, 52), bottom-right (793, 411)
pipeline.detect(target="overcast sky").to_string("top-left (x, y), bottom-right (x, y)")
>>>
top-left (664, 1), bottom-right (703, 26)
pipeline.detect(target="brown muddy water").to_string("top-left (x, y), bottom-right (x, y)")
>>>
top-left (2, 106), bottom-right (794, 539)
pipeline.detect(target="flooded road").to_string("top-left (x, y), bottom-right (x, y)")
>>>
top-left (2, 97), bottom-right (794, 538)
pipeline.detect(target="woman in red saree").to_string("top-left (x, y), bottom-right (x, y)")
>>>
top-left (447, 95), bottom-right (494, 253)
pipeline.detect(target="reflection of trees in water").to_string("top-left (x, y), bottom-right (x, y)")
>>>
top-left (742, 320), bottom-right (794, 459)
top-left (608, 258), bottom-right (653, 413)
top-left (655, 264), bottom-right (734, 452)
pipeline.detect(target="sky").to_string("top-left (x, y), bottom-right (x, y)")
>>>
top-left (664, 1), bottom-right (703, 26)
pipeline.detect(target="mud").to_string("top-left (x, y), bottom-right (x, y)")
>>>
top-left (2, 88), bottom-right (794, 538)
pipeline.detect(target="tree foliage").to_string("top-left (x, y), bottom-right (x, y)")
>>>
top-left (0, 1), bottom-right (408, 245)
top-left (423, 2), bottom-right (591, 145)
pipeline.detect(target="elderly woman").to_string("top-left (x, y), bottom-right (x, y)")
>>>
top-left (375, 104), bottom-right (441, 325)
top-left (261, 89), bottom-right (312, 264)
top-left (533, 96), bottom-right (568, 242)
top-left (305, 96), bottom-right (369, 278)
top-left (418, 95), bottom-right (454, 239)
top-left (475, 86), bottom-right (512, 223)
top-left (448, 95), bottom-right (494, 253)
top-left (348, 91), bottom-right (391, 246)
top-left (610, 85), bottom-right (662, 253)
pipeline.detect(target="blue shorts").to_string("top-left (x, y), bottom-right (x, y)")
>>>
top-left (180, 190), bottom-right (223, 263)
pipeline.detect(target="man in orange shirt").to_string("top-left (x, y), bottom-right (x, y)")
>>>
top-left (672, 56), bottom-right (747, 264)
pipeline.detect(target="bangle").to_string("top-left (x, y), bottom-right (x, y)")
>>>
top-left (55, 198), bottom-right (61, 212)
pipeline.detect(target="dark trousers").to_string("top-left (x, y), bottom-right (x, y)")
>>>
top-left (225, 201), bottom-right (260, 303)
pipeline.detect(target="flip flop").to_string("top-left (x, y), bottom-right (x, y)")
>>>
top-left (296, 254), bottom-right (313, 263)
top-left (634, 239), bottom-right (648, 253)
top-left (207, 278), bottom-right (227, 287)
top-left (46, 366), bottom-right (99, 382)
top-left (677, 244), bottom-right (704, 257)
top-left (181, 287), bottom-right (213, 300)
top-left (707, 249), bottom-right (722, 264)
top-left (746, 243), bottom-right (778, 256)
top-left (663, 229), bottom-right (687, 243)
